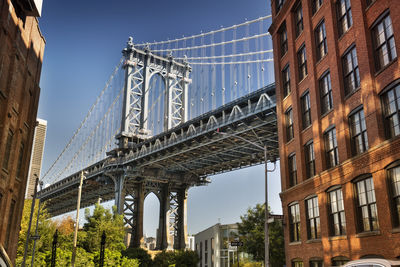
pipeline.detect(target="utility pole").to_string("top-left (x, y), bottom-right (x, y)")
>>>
top-left (71, 171), bottom-right (85, 267)
top-left (216, 131), bottom-right (275, 267)
top-left (22, 175), bottom-right (39, 267)
top-left (31, 181), bottom-right (44, 266)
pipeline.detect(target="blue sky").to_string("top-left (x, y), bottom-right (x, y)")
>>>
top-left (37, 0), bottom-right (281, 236)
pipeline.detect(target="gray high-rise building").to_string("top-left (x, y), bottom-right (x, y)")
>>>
top-left (26, 118), bottom-right (47, 199)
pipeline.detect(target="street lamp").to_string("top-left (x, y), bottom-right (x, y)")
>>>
top-left (71, 170), bottom-right (86, 267)
top-left (216, 131), bottom-right (276, 267)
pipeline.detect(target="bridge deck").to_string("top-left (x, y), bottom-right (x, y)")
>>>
top-left (38, 84), bottom-right (278, 216)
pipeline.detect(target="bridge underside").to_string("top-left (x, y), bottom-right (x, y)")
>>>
top-left (38, 83), bottom-right (278, 249)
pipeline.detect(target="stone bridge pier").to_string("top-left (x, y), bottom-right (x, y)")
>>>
top-left (112, 173), bottom-right (189, 250)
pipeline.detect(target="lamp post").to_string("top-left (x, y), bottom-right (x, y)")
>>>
top-left (71, 171), bottom-right (85, 267)
top-left (31, 181), bottom-right (44, 266)
top-left (216, 131), bottom-right (275, 267)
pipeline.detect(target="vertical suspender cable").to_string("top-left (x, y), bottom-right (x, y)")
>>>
top-left (221, 26), bottom-right (225, 105)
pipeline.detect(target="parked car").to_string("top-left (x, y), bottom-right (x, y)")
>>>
top-left (343, 259), bottom-right (400, 267)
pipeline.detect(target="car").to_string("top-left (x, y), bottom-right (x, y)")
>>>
top-left (343, 259), bottom-right (400, 267)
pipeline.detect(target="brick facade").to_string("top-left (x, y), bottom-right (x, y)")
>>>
top-left (0, 0), bottom-right (45, 262)
top-left (269, 0), bottom-right (400, 266)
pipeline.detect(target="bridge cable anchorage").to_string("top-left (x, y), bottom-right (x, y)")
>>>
top-left (135, 15), bottom-right (272, 46)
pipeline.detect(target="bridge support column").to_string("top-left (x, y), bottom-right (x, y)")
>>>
top-left (156, 184), bottom-right (170, 250)
top-left (114, 176), bottom-right (125, 214)
top-left (174, 187), bottom-right (188, 250)
top-left (130, 182), bottom-right (144, 248)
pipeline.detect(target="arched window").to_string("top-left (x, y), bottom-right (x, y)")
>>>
top-left (353, 174), bottom-right (379, 232)
top-left (292, 258), bottom-right (304, 267)
top-left (386, 161), bottom-right (400, 227)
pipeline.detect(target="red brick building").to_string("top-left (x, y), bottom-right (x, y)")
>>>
top-left (0, 0), bottom-right (45, 262)
top-left (269, 0), bottom-right (400, 266)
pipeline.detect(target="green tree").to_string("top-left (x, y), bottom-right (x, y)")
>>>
top-left (16, 199), bottom-right (57, 266)
top-left (153, 250), bottom-right (176, 267)
top-left (237, 203), bottom-right (285, 267)
top-left (174, 250), bottom-right (199, 267)
top-left (83, 203), bottom-right (126, 253)
top-left (122, 247), bottom-right (153, 267)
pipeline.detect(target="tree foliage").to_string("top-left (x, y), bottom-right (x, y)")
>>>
top-left (237, 203), bottom-right (285, 266)
top-left (83, 204), bottom-right (126, 253)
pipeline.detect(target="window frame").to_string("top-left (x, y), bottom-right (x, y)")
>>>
top-left (380, 81), bottom-right (400, 139)
top-left (324, 126), bottom-right (339, 169)
top-left (297, 44), bottom-right (308, 81)
top-left (280, 23), bottom-right (288, 58)
top-left (288, 153), bottom-right (297, 187)
top-left (387, 162), bottom-right (400, 227)
top-left (342, 44), bottom-right (360, 95)
top-left (286, 107), bottom-right (294, 142)
top-left (371, 11), bottom-right (397, 72)
top-left (319, 71), bottom-right (333, 115)
top-left (282, 64), bottom-right (291, 98)
top-left (348, 106), bottom-right (369, 156)
top-left (2, 129), bottom-right (14, 171)
top-left (306, 195), bottom-right (321, 240)
top-left (301, 90), bottom-right (312, 129)
top-left (289, 202), bottom-right (301, 242)
top-left (327, 186), bottom-right (347, 236)
top-left (305, 140), bottom-right (315, 179)
top-left (337, 0), bottom-right (353, 37)
top-left (276, 0), bottom-right (286, 14)
top-left (294, 3), bottom-right (304, 37)
top-left (315, 20), bottom-right (328, 61)
top-left (354, 175), bottom-right (379, 232)
top-left (312, 0), bottom-right (323, 15)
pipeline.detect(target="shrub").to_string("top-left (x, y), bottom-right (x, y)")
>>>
top-left (122, 247), bottom-right (153, 267)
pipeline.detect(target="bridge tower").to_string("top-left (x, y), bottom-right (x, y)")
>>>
top-left (117, 36), bottom-right (191, 147)
top-left (112, 38), bottom-right (192, 250)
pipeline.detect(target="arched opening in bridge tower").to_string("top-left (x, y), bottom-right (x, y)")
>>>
top-left (147, 73), bottom-right (166, 136)
top-left (143, 192), bottom-right (160, 245)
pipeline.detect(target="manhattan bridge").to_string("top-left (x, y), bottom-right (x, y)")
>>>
top-left (37, 15), bottom-right (279, 250)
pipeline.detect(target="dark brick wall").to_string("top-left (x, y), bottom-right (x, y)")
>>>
top-left (0, 0), bottom-right (45, 262)
top-left (270, 0), bottom-right (400, 265)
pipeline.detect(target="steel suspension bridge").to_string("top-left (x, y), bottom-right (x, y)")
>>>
top-left (37, 15), bottom-right (279, 250)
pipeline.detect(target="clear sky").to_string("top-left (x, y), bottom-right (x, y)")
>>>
top-left (37, 0), bottom-right (282, 237)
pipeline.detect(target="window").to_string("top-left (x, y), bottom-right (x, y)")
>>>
top-left (381, 84), bottom-right (400, 138)
top-left (342, 45), bottom-right (360, 95)
top-left (5, 199), bottom-right (15, 250)
top-left (289, 203), bottom-right (301, 242)
top-left (2, 130), bottom-right (13, 170)
top-left (372, 13), bottom-right (397, 71)
top-left (276, 0), bottom-right (285, 13)
top-left (337, 0), bottom-right (353, 36)
top-left (315, 20), bottom-right (328, 60)
top-left (297, 44), bottom-right (308, 81)
top-left (324, 127), bottom-right (339, 168)
top-left (288, 153), bottom-right (297, 187)
top-left (366, 0), bottom-right (374, 7)
top-left (292, 259), bottom-right (304, 267)
top-left (294, 4), bottom-right (304, 37)
top-left (310, 259), bottom-right (323, 267)
top-left (332, 256), bottom-right (350, 266)
top-left (388, 165), bottom-right (400, 227)
top-left (312, 0), bottom-right (323, 14)
top-left (355, 176), bottom-right (379, 232)
top-left (306, 196), bottom-right (321, 239)
top-left (305, 141), bottom-right (315, 178)
top-left (301, 91), bottom-right (311, 129)
top-left (16, 142), bottom-right (24, 179)
top-left (328, 187), bottom-right (346, 236)
top-left (349, 108), bottom-right (368, 155)
top-left (286, 107), bottom-right (294, 141)
top-left (319, 71), bottom-right (333, 115)
top-left (282, 65), bottom-right (291, 97)
top-left (280, 24), bottom-right (288, 57)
